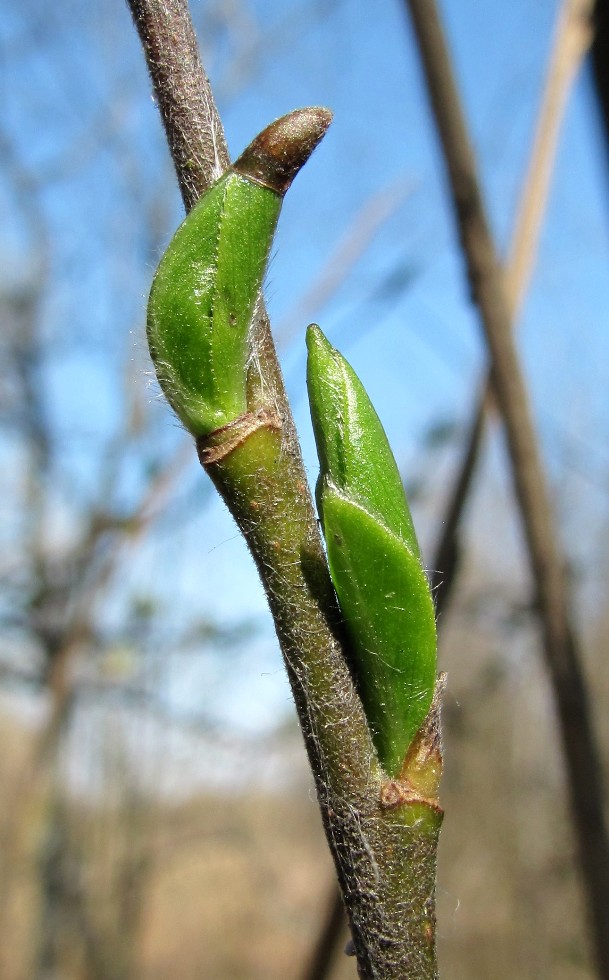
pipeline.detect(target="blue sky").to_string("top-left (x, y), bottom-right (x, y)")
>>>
top-left (2, 0), bottom-right (609, 744)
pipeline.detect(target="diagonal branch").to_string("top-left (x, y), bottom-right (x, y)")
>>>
top-left (590, 0), bottom-right (609, 184)
top-left (127, 1), bottom-right (445, 976)
top-left (432, 0), bottom-right (593, 615)
top-left (403, 1), bottom-right (609, 977)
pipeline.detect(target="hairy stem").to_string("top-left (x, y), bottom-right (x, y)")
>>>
top-left (403, 0), bottom-right (609, 976)
top-left (128, 0), bottom-right (444, 975)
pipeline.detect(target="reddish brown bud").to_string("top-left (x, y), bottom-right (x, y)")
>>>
top-left (233, 107), bottom-right (333, 196)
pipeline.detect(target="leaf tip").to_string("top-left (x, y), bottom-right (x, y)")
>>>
top-left (233, 107), bottom-right (333, 195)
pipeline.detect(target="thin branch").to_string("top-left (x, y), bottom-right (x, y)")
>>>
top-left (403, 2), bottom-right (609, 978)
top-left (432, 0), bottom-right (593, 609)
top-left (590, 0), bottom-right (609, 184)
top-left (38, 438), bottom-right (193, 762)
top-left (300, 886), bottom-right (348, 980)
top-left (127, 2), bottom-right (445, 975)
top-left (504, 0), bottom-right (592, 307)
top-left (128, 0), bottom-right (229, 209)
top-left (430, 394), bottom-right (485, 617)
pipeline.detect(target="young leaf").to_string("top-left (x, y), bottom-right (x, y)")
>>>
top-left (307, 324), bottom-right (437, 777)
top-left (147, 108), bottom-right (332, 438)
top-left (147, 173), bottom-right (279, 435)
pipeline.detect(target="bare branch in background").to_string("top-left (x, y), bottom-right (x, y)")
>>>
top-left (590, 0), bottom-right (609, 182)
top-left (432, 0), bottom-right (593, 613)
top-left (403, 1), bottom-right (609, 978)
top-left (304, 4), bottom-right (595, 973)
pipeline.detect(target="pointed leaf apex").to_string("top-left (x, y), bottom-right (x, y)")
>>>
top-left (233, 107), bottom-right (333, 195)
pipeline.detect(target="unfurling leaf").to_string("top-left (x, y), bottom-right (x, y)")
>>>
top-left (147, 108), bottom-right (332, 437)
top-left (307, 324), bottom-right (437, 777)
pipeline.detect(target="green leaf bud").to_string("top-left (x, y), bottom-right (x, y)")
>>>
top-left (147, 108), bottom-right (332, 437)
top-left (306, 324), bottom-right (437, 777)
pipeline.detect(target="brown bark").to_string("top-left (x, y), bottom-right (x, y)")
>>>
top-left (403, 1), bottom-right (609, 976)
top-left (127, 1), bottom-right (445, 975)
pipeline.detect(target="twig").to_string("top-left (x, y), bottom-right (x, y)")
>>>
top-left (432, 0), bottom-right (593, 607)
top-left (300, 885), bottom-right (348, 980)
top-left (127, 2), bottom-right (445, 976)
top-left (38, 439), bottom-right (193, 762)
top-left (504, 0), bottom-right (592, 305)
top-left (589, 0), bottom-right (609, 183)
top-left (403, 1), bottom-right (609, 977)
top-left (128, 0), bottom-right (228, 208)
top-left (430, 393), bottom-right (485, 616)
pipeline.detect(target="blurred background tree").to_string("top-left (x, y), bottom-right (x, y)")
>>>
top-left (1, 0), bottom-right (609, 977)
